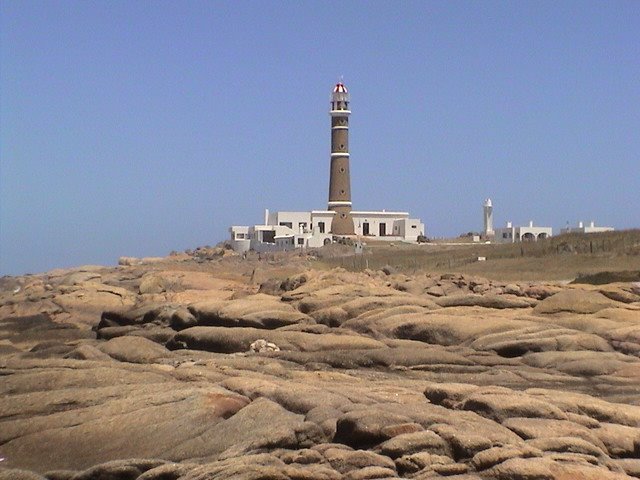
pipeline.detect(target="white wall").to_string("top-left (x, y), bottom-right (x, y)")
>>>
top-left (273, 212), bottom-right (312, 233)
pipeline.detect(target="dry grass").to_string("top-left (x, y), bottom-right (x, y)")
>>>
top-left (317, 229), bottom-right (640, 282)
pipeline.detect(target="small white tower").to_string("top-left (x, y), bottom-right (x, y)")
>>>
top-left (483, 198), bottom-right (494, 237)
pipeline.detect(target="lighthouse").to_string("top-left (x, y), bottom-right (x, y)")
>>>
top-left (328, 82), bottom-right (355, 235)
top-left (483, 198), bottom-right (494, 237)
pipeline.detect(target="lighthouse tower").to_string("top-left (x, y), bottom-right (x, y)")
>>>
top-left (328, 82), bottom-right (355, 235)
top-left (483, 198), bottom-right (494, 237)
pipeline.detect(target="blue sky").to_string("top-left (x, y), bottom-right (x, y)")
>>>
top-left (1, 1), bottom-right (639, 275)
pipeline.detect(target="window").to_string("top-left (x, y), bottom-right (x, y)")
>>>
top-left (297, 238), bottom-right (305, 245)
top-left (236, 233), bottom-right (245, 239)
top-left (318, 222), bottom-right (325, 233)
top-left (411, 225), bottom-right (417, 229)
top-left (503, 233), bottom-right (509, 239)
top-left (279, 222), bottom-right (293, 229)
top-left (262, 231), bottom-right (276, 243)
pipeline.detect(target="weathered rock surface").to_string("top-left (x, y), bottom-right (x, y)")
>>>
top-left (2, 263), bottom-right (640, 479)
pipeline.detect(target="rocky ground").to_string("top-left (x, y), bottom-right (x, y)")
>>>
top-left (1, 253), bottom-right (640, 479)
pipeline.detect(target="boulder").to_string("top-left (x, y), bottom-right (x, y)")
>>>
top-left (98, 336), bottom-right (174, 364)
top-left (593, 422), bottom-right (640, 457)
top-left (483, 457), bottom-right (555, 480)
top-left (434, 294), bottom-right (533, 309)
top-left (460, 390), bottom-right (568, 423)
top-left (376, 430), bottom-right (449, 458)
top-left (526, 436), bottom-right (607, 458)
top-left (322, 448), bottom-right (396, 474)
top-left (189, 295), bottom-right (314, 329)
top-left (502, 418), bottom-right (607, 452)
top-left (521, 351), bottom-right (635, 377)
top-left (334, 409), bottom-right (414, 448)
top-left (394, 452), bottom-right (454, 476)
top-left (169, 326), bottom-right (386, 354)
top-left (66, 458), bottom-right (166, 480)
top-left (533, 289), bottom-right (622, 315)
top-left (471, 445), bottom-right (542, 471)
top-left (471, 327), bottom-right (612, 358)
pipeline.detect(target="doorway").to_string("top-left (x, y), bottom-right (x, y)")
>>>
top-left (379, 223), bottom-right (386, 236)
top-left (362, 222), bottom-right (370, 236)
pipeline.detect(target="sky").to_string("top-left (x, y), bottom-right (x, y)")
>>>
top-left (1, 1), bottom-right (639, 275)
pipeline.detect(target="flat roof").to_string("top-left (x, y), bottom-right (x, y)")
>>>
top-left (352, 211), bottom-right (410, 216)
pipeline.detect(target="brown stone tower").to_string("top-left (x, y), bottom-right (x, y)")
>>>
top-left (328, 82), bottom-right (355, 235)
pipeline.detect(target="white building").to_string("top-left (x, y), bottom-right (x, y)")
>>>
top-left (483, 198), bottom-right (494, 237)
top-left (560, 221), bottom-right (614, 235)
top-left (228, 81), bottom-right (425, 254)
top-left (494, 221), bottom-right (552, 243)
top-left (230, 209), bottom-right (424, 253)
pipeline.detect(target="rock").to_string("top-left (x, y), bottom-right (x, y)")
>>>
top-left (189, 295), bottom-right (313, 329)
top-left (118, 257), bottom-right (141, 266)
top-left (533, 289), bottom-right (622, 315)
top-left (0, 470), bottom-right (47, 480)
top-left (376, 430), bottom-right (449, 458)
top-left (471, 445), bottom-right (542, 471)
top-left (460, 390), bottom-right (568, 423)
top-left (524, 388), bottom-right (640, 427)
top-left (593, 422), bottom-right (640, 457)
top-left (169, 326), bottom-right (386, 354)
top-left (432, 462), bottom-right (469, 475)
top-left (608, 459), bottom-right (640, 478)
top-left (322, 448), bottom-right (396, 474)
top-left (136, 462), bottom-right (196, 480)
top-left (503, 284), bottom-right (522, 296)
top-left (99, 304), bottom-right (161, 328)
top-left (523, 285), bottom-right (561, 300)
top-left (502, 418), bottom-right (607, 452)
top-left (526, 436), bottom-right (606, 458)
top-left (0, 314), bottom-right (89, 349)
top-left (484, 457), bottom-right (554, 480)
top-left (310, 307), bottom-right (350, 327)
top-left (43, 471), bottom-right (77, 480)
top-left (472, 328), bottom-right (612, 358)
top-left (428, 423), bottom-right (497, 460)
top-left (68, 458), bottom-right (166, 480)
top-left (425, 285), bottom-right (446, 297)
top-left (340, 295), bottom-right (439, 318)
top-left (98, 336), bottom-right (174, 364)
top-left (169, 308), bottom-right (197, 330)
top-left (139, 275), bottom-right (166, 295)
top-left (521, 351), bottom-right (635, 377)
top-left (4, 260), bottom-right (640, 480)
top-left (334, 409), bottom-right (414, 448)
top-left (434, 294), bottom-right (533, 309)
top-left (598, 286), bottom-right (640, 304)
top-left (395, 452), bottom-right (454, 476)
top-left (186, 398), bottom-right (308, 460)
top-left (64, 344), bottom-right (114, 361)
top-left (424, 382), bottom-right (480, 409)
top-left (61, 271), bottom-right (102, 285)
top-left (249, 339), bottom-right (280, 353)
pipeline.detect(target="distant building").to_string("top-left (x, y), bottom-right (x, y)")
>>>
top-left (560, 221), bottom-right (614, 235)
top-left (483, 198), bottom-right (494, 237)
top-left (229, 82), bottom-right (424, 253)
top-left (494, 221), bottom-right (552, 243)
